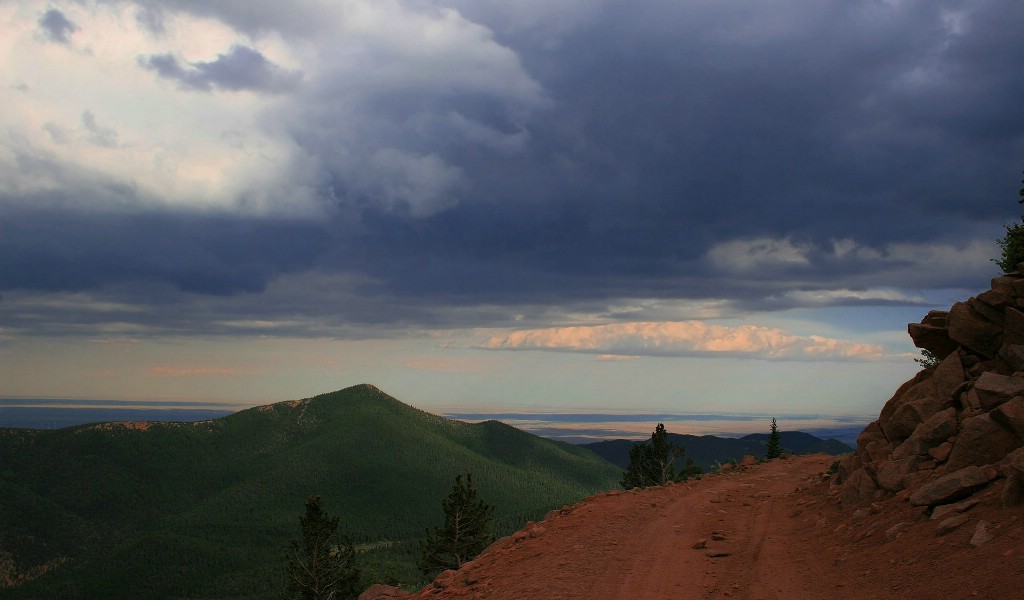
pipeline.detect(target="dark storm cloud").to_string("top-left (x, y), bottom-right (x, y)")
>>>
top-left (38, 8), bottom-right (77, 43)
top-left (139, 46), bottom-right (302, 93)
top-left (312, 0), bottom-right (1023, 303)
top-left (0, 204), bottom-right (328, 296)
top-left (5, 0), bottom-right (1024, 336)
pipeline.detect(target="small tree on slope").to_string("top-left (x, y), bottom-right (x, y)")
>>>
top-left (283, 495), bottom-right (359, 600)
top-left (765, 418), bottom-right (783, 460)
top-left (993, 170), bottom-right (1024, 274)
top-left (621, 423), bottom-right (695, 489)
top-left (419, 473), bottom-right (494, 578)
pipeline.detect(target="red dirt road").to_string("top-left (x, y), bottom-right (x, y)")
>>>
top-left (397, 454), bottom-right (1023, 600)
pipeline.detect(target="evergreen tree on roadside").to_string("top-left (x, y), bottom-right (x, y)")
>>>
top-left (993, 170), bottom-right (1024, 273)
top-left (283, 495), bottom-right (359, 600)
top-left (419, 473), bottom-right (494, 578)
top-left (621, 423), bottom-right (694, 489)
top-left (765, 418), bottom-right (783, 460)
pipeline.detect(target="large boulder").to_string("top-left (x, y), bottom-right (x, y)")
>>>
top-left (908, 310), bottom-right (958, 358)
top-left (945, 414), bottom-right (1022, 472)
top-left (991, 396), bottom-right (1024, 442)
top-left (948, 301), bottom-right (1003, 357)
top-left (909, 466), bottom-right (994, 507)
top-left (883, 395), bottom-right (954, 446)
top-left (1001, 448), bottom-right (1024, 507)
top-left (930, 352), bottom-right (967, 401)
top-left (1003, 305), bottom-right (1024, 344)
top-left (874, 457), bottom-right (920, 493)
top-left (855, 421), bottom-right (892, 464)
top-left (891, 407), bottom-right (957, 460)
top-left (969, 293), bottom-right (1006, 326)
top-left (1003, 307), bottom-right (1024, 345)
top-left (840, 468), bottom-right (879, 507)
top-left (998, 343), bottom-right (1024, 372)
top-left (973, 372), bottom-right (1024, 411)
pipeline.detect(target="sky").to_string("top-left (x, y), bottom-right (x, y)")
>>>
top-left (2, 0), bottom-right (1024, 437)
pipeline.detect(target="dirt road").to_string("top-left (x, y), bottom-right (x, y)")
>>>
top-left (373, 454), bottom-right (1023, 600)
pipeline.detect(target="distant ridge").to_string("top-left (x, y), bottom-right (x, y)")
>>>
top-left (0, 384), bottom-right (620, 599)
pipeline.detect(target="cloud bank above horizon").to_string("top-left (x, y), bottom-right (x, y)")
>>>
top-left (483, 321), bottom-right (891, 360)
top-left (2, 0), bottom-right (1023, 408)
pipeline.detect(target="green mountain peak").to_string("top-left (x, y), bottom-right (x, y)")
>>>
top-left (0, 385), bottom-right (620, 599)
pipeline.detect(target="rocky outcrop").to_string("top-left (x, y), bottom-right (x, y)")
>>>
top-left (838, 271), bottom-right (1024, 508)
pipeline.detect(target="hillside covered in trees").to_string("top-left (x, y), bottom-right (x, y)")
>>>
top-left (0, 385), bottom-right (620, 598)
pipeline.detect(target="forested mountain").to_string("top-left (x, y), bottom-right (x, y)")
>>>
top-left (0, 385), bottom-right (620, 599)
top-left (581, 431), bottom-right (852, 471)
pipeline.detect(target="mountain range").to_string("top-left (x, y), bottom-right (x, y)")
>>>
top-left (0, 384), bottom-right (849, 599)
top-left (0, 385), bottom-right (619, 599)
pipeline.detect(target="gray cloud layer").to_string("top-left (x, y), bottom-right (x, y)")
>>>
top-left (140, 45), bottom-right (303, 93)
top-left (4, 0), bottom-right (1024, 337)
top-left (38, 8), bottom-right (77, 43)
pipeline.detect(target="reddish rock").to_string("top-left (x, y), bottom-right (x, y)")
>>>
top-left (1001, 448), bottom-right (1024, 507)
top-left (856, 421), bottom-right (892, 464)
top-left (931, 352), bottom-right (967, 401)
top-left (973, 372), bottom-right (1024, 411)
top-left (878, 371), bottom-right (930, 423)
top-left (948, 301), bottom-right (1003, 357)
top-left (928, 441), bottom-right (953, 463)
top-left (874, 457), bottom-right (919, 493)
top-left (892, 407), bottom-right (957, 460)
top-left (909, 466), bottom-right (994, 507)
top-left (1003, 307), bottom-right (1024, 345)
top-left (885, 396), bottom-right (953, 445)
top-left (969, 296), bottom-right (1005, 326)
top-left (946, 414), bottom-right (1022, 472)
top-left (991, 276), bottom-right (1019, 296)
top-left (991, 396), bottom-right (1024, 441)
top-left (901, 470), bottom-right (932, 490)
top-left (360, 584), bottom-right (413, 600)
top-left (970, 520), bottom-right (994, 546)
top-left (840, 468), bottom-right (879, 507)
top-left (998, 343), bottom-right (1024, 371)
top-left (884, 521), bottom-right (912, 542)
top-left (909, 311), bottom-right (958, 358)
top-left (976, 289), bottom-right (1011, 310)
top-left (935, 513), bottom-right (971, 536)
top-left (961, 387), bottom-right (982, 410)
top-left (931, 497), bottom-right (980, 520)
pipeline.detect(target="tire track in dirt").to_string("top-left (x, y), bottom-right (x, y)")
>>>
top-left (399, 453), bottom-right (1024, 600)
top-left (410, 456), bottom-right (842, 600)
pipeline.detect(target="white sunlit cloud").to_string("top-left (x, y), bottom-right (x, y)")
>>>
top-left (482, 321), bottom-right (889, 361)
top-left (1, 0), bottom-right (547, 218)
top-left (1, 2), bottom-right (310, 214)
top-left (287, 0), bottom-right (549, 217)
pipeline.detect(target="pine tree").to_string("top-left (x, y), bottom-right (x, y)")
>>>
top-left (765, 418), bottom-right (783, 460)
top-left (418, 473), bottom-right (494, 578)
top-left (993, 170), bottom-right (1024, 273)
top-left (621, 423), bottom-right (693, 489)
top-left (283, 495), bottom-right (359, 600)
